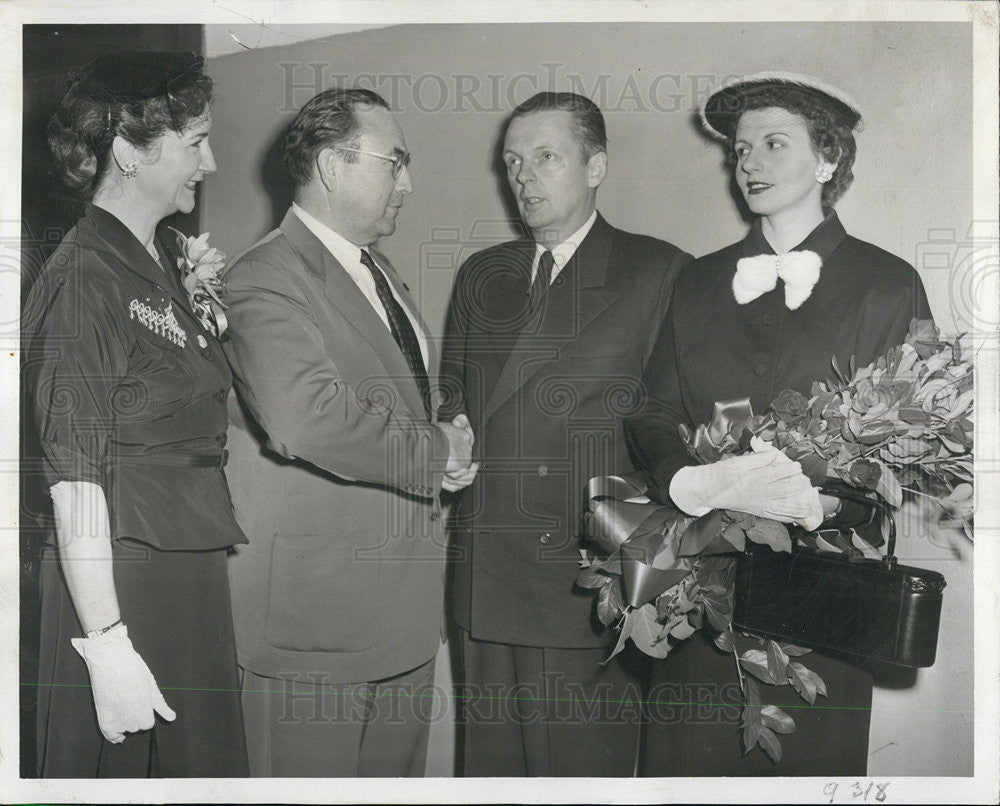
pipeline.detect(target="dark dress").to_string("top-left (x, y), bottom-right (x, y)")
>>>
top-left (25, 204), bottom-right (249, 777)
top-left (626, 211), bottom-right (932, 776)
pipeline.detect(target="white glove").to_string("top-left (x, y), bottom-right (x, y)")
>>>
top-left (670, 439), bottom-right (823, 529)
top-left (71, 623), bottom-right (176, 743)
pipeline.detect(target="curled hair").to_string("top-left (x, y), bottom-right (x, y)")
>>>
top-left (509, 92), bottom-right (607, 160)
top-left (47, 64), bottom-right (211, 201)
top-left (282, 88), bottom-right (389, 188)
top-left (728, 85), bottom-right (857, 207)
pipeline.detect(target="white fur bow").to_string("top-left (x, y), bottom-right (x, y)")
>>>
top-left (732, 250), bottom-right (822, 310)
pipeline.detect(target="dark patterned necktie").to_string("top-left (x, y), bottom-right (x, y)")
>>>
top-left (530, 249), bottom-right (555, 311)
top-left (360, 249), bottom-right (431, 418)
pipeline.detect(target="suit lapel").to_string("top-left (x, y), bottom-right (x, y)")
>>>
top-left (483, 214), bottom-right (621, 422)
top-left (280, 211), bottom-right (432, 421)
top-left (485, 239), bottom-right (536, 359)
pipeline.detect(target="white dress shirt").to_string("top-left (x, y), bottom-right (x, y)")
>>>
top-left (529, 209), bottom-right (598, 285)
top-left (292, 203), bottom-right (428, 367)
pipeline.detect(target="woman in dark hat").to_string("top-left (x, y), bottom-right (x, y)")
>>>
top-left (25, 51), bottom-right (248, 777)
top-left (627, 72), bottom-right (932, 775)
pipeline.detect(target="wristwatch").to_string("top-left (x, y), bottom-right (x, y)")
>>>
top-left (85, 618), bottom-right (123, 640)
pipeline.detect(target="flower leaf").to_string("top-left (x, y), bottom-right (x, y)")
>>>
top-left (629, 603), bottom-right (671, 658)
top-left (601, 608), bottom-right (634, 665)
top-left (873, 460), bottom-right (903, 507)
top-left (678, 512), bottom-right (725, 556)
top-left (765, 640), bottom-right (790, 681)
top-left (575, 566), bottom-right (615, 590)
top-left (746, 519), bottom-right (791, 553)
top-left (740, 649), bottom-right (779, 685)
top-left (703, 595), bottom-right (732, 631)
top-left (597, 578), bottom-right (626, 626)
top-left (714, 627), bottom-right (735, 654)
top-left (590, 553), bottom-right (623, 576)
top-left (757, 725), bottom-right (783, 762)
top-left (761, 704), bottom-right (796, 734)
top-left (898, 406), bottom-right (932, 424)
top-left (789, 661), bottom-right (827, 699)
top-left (720, 522), bottom-right (748, 551)
top-left (786, 661), bottom-right (817, 705)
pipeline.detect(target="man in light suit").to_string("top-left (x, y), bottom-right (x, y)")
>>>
top-left (440, 92), bottom-right (692, 776)
top-left (222, 88), bottom-right (477, 777)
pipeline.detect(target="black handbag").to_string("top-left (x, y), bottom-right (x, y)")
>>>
top-left (732, 488), bottom-right (946, 668)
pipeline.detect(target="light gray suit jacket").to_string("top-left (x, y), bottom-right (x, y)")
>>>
top-left (222, 208), bottom-right (447, 684)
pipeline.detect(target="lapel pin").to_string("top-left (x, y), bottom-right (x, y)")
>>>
top-left (197, 335), bottom-right (208, 349)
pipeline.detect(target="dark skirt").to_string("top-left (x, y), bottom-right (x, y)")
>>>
top-left (641, 630), bottom-right (872, 776)
top-left (35, 540), bottom-right (248, 777)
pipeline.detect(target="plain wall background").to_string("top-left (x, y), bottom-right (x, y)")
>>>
top-left (202, 21), bottom-right (974, 777)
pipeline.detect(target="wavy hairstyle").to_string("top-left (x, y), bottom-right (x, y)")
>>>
top-left (47, 56), bottom-right (212, 201)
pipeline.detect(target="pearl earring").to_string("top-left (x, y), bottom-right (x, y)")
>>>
top-left (121, 161), bottom-right (139, 179)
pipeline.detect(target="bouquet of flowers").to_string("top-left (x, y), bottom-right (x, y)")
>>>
top-left (577, 319), bottom-right (973, 762)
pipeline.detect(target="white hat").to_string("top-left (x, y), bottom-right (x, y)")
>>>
top-left (700, 71), bottom-right (863, 140)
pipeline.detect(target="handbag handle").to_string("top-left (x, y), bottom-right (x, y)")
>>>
top-left (818, 484), bottom-right (898, 568)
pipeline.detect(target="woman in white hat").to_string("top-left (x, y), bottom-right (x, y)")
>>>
top-left (626, 72), bottom-right (933, 775)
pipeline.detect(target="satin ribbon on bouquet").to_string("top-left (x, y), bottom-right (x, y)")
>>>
top-left (585, 473), bottom-right (691, 608)
top-left (586, 398), bottom-right (758, 608)
top-left (679, 397), bottom-right (756, 463)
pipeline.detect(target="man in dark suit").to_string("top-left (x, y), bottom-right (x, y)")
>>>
top-left (222, 88), bottom-right (477, 777)
top-left (440, 92), bottom-right (692, 776)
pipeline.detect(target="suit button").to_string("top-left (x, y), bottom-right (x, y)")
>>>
top-left (216, 434), bottom-right (227, 446)
top-left (537, 464), bottom-right (548, 477)
top-left (539, 532), bottom-right (552, 544)
top-left (753, 363), bottom-right (768, 377)
top-left (215, 389), bottom-right (226, 402)
top-left (762, 312), bottom-right (777, 325)
top-left (553, 275), bottom-right (566, 288)
top-left (430, 512), bottom-right (440, 521)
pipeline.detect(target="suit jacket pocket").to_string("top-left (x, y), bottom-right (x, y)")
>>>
top-left (264, 531), bottom-right (378, 653)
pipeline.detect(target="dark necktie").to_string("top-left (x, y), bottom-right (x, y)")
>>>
top-left (360, 249), bottom-right (431, 418)
top-left (531, 249), bottom-right (555, 311)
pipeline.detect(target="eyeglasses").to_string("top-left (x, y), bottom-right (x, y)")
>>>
top-left (336, 147), bottom-right (411, 179)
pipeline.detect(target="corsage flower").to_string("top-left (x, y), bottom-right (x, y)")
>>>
top-left (170, 228), bottom-right (228, 338)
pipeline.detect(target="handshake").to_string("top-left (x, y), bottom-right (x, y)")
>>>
top-left (437, 413), bottom-right (480, 493)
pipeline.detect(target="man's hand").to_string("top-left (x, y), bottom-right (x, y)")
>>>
top-left (438, 413), bottom-right (479, 492)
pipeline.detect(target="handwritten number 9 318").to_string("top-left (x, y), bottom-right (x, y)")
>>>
top-left (823, 781), bottom-right (890, 803)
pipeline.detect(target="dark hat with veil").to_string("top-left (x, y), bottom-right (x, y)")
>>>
top-left (700, 71), bottom-right (863, 141)
top-left (70, 50), bottom-right (205, 102)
